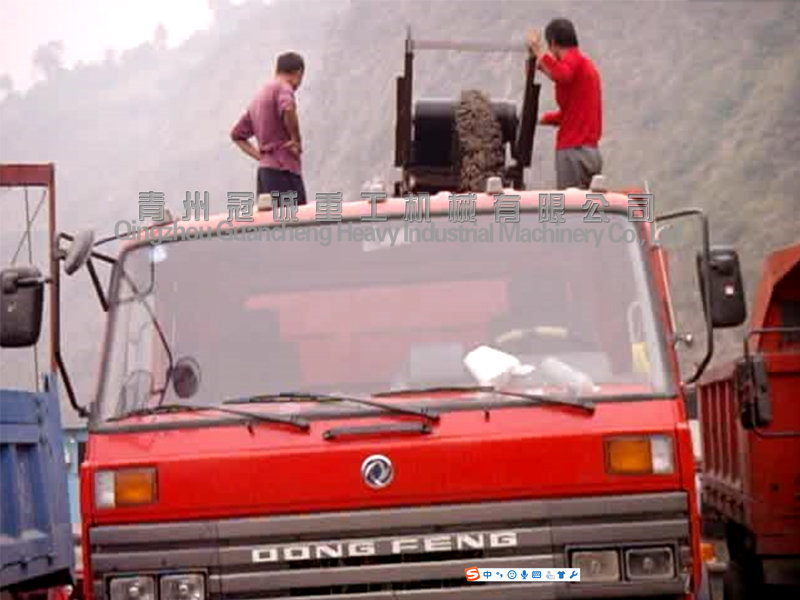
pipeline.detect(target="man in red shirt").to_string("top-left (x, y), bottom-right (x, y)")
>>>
top-left (527, 19), bottom-right (603, 190)
top-left (231, 52), bottom-right (306, 205)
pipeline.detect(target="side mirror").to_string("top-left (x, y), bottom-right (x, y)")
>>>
top-left (64, 230), bottom-right (95, 275)
top-left (0, 265), bottom-right (45, 348)
top-left (697, 246), bottom-right (747, 329)
top-left (172, 357), bottom-right (201, 399)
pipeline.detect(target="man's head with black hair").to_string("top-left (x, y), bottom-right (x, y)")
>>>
top-left (544, 18), bottom-right (579, 58)
top-left (276, 51), bottom-right (305, 90)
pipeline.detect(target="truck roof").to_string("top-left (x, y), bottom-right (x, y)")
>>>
top-left (129, 187), bottom-right (643, 251)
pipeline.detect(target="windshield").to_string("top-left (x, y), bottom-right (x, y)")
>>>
top-left (95, 210), bottom-right (672, 424)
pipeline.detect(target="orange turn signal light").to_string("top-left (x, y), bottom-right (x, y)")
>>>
top-left (605, 437), bottom-right (652, 475)
top-left (96, 467), bottom-right (157, 508)
top-left (701, 542), bottom-right (716, 563)
top-left (115, 468), bottom-right (157, 506)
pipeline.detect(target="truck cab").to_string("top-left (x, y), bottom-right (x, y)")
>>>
top-left (45, 186), bottom-right (745, 600)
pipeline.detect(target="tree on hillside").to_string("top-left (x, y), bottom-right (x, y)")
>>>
top-left (33, 40), bottom-right (65, 80)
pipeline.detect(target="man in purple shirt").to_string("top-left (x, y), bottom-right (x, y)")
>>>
top-left (230, 52), bottom-right (306, 205)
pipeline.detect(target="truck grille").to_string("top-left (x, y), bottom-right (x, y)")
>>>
top-left (89, 492), bottom-right (691, 599)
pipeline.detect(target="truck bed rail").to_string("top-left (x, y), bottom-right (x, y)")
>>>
top-left (1, 375), bottom-right (74, 591)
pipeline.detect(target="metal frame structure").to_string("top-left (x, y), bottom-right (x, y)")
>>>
top-left (1, 163), bottom-right (59, 377)
top-left (1, 164), bottom-right (116, 418)
top-left (393, 30), bottom-right (541, 195)
top-left (0, 163), bottom-right (76, 594)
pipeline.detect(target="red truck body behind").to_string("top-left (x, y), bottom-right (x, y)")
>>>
top-left (697, 242), bottom-right (800, 593)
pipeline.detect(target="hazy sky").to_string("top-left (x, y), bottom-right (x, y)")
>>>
top-left (0, 0), bottom-right (258, 91)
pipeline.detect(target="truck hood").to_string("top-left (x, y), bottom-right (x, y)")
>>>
top-left (83, 398), bottom-right (691, 525)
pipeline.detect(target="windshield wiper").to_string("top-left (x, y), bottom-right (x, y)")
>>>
top-left (107, 403), bottom-right (310, 430)
top-left (225, 391), bottom-right (439, 422)
top-left (373, 385), bottom-right (596, 414)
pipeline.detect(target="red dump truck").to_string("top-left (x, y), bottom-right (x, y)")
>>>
top-left (10, 183), bottom-right (737, 600)
top-left (1, 37), bottom-right (750, 600)
top-left (697, 242), bottom-right (800, 599)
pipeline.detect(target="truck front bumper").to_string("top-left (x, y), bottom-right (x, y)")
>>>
top-left (87, 491), bottom-right (694, 599)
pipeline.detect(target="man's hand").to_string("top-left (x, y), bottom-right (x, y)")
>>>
top-left (526, 28), bottom-right (544, 58)
top-left (283, 139), bottom-right (302, 157)
top-left (234, 139), bottom-right (260, 161)
top-left (282, 106), bottom-right (302, 158)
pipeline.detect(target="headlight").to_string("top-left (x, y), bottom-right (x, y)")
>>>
top-left (604, 435), bottom-right (674, 475)
top-left (109, 576), bottom-right (156, 600)
top-left (160, 574), bottom-right (206, 600)
top-left (570, 550), bottom-right (620, 582)
top-left (625, 546), bottom-right (675, 579)
top-left (95, 467), bottom-right (157, 508)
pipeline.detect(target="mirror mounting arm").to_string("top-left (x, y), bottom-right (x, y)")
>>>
top-left (52, 230), bottom-right (118, 419)
top-left (673, 332), bottom-right (695, 349)
top-left (655, 208), bottom-right (714, 385)
top-left (57, 232), bottom-right (116, 311)
top-left (85, 258), bottom-right (109, 312)
top-left (55, 351), bottom-right (90, 419)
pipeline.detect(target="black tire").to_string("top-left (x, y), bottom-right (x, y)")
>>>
top-left (454, 90), bottom-right (505, 193)
top-left (769, 585), bottom-right (800, 600)
top-left (723, 560), bottom-right (761, 600)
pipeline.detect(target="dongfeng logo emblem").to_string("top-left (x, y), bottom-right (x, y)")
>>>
top-left (361, 454), bottom-right (394, 489)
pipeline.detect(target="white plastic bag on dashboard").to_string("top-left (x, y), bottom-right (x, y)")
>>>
top-left (463, 345), bottom-right (535, 387)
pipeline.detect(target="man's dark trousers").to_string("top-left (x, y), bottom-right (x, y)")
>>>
top-left (257, 167), bottom-right (307, 205)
